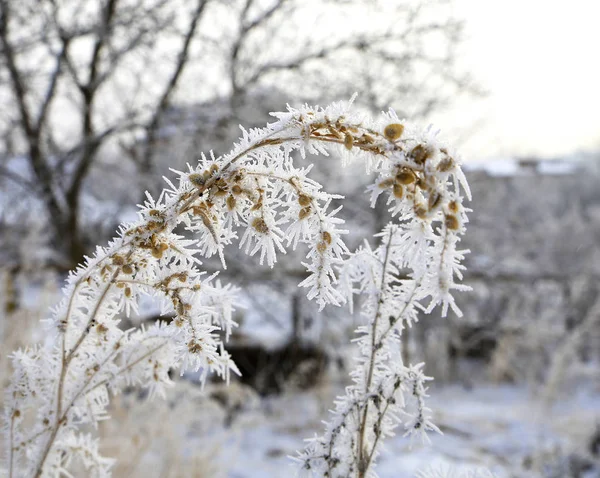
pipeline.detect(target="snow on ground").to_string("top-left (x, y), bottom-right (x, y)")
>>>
top-left (215, 381), bottom-right (600, 477)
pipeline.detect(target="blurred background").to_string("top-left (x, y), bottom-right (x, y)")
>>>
top-left (0, 0), bottom-right (599, 476)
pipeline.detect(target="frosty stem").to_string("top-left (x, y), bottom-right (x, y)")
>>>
top-left (357, 228), bottom-right (394, 477)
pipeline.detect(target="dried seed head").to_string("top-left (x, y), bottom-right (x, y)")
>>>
top-left (393, 183), bottom-right (404, 199)
top-left (215, 187), bottom-right (228, 197)
top-left (189, 173), bottom-right (205, 187)
top-left (251, 217), bottom-right (269, 234)
top-left (227, 195), bottom-right (236, 210)
top-left (344, 133), bottom-right (354, 150)
top-left (322, 231), bottom-right (332, 244)
top-left (122, 264), bottom-right (133, 275)
top-left (149, 209), bottom-right (161, 217)
top-left (231, 184), bottom-right (242, 195)
top-left (428, 192), bottom-right (442, 210)
top-left (96, 323), bottom-right (108, 334)
top-left (188, 340), bottom-right (203, 354)
top-left (395, 169), bottom-right (415, 185)
top-left (151, 247), bottom-right (163, 259)
top-left (415, 205), bottom-right (428, 218)
top-left (317, 241), bottom-right (328, 254)
top-left (384, 123), bottom-right (404, 141)
top-left (445, 214), bottom-right (460, 230)
top-left (299, 207), bottom-right (311, 220)
top-left (378, 178), bottom-right (395, 189)
top-left (298, 194), bottom-right (311, 206)
top-left (437, 157), bottom-right (454, 172)
top-left (124, 287), bottom-right (132, 298)
top-left (448, 200), bottom-right (460, 213)
top-left (410, 144), bottom-right (431, 164)
top-left (210, 164), bottom-right (219, 173)
top-left (112, 255), bottom-right (125, 266)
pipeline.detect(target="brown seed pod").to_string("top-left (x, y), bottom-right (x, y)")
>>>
top-left (317, 241), bottom-right (328, 253)
top-left (448, 200), bottom-right (460, 213)
top-left (122, 264), bottom-right (133, 275)
top-left (393, 183), bottom-right (404, 199)
top-left (112, 255), bottom-right (125, 266)
top-left (410, 144), bottom-right (431, 164)
top-left (384, 123), bottom-right (404, 141)
top-left (298, 194), bottom-right (311, 206)
top-left (378, 178), bottom-right (395, 189)
top-left (445, 214), bottom-right (460, 230)
top-left (428, 192), bottom-right (442, 210)
top-left (415, 205), bottom-right (428, 218)
top-left (151, 247), bottom-right (163, 259)
top-left (252, 217), bottom-right (269, 234)
top-left (395, 169), bottom-right (416, 185)
top-left (226, 195), bottom-right (236, 210)
top-left (344, 133), bottom-right (354, 150)
top-left (149, 209), bottom-right (161, 217)
top-left (231, 185), bottom-right (243, 195)
top-left (299, 207), bottom-right (311, 220)
top-left (437, 157), bottom-right (454, 172)
top-left (188, 173), bottom-right (205, 187)
top-left (322, 231), bottom-right (332, 244)
top-left (124, 287), bottom-right (132, 298)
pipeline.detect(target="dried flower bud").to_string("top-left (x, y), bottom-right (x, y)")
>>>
top-left (384, 123), bottom-right (404, 141)
top-left (437, 157), bottom-right (454, 172)
top-left (252, 217), bottom-right (269, 234)
top-left (322, 231), bottom-right (332, 244)
top-left (299, 207), bottom-right (311, 220)
top-left (124, 287), bottom-right (132, 298)
top-left (344, 133), bottom-right (354, 150)
top-left (395, 169), bottom-right (415, 185)
top-left (188, 340), bottom-right (202, 354)
top-left (448, 200), bottom-right (460, 213)
top-left (393, 183), bottom-right (404, 199)
top-left (188, 173), bottom-right (205, 187)
top-left (317, 241), bottom-right (327, 253)
top-left (410, 144), bottom-right (431, 164)
top-left (151, 247), bottom-right (163, 259)
top-left (122, 264), bottom-right (133, 275)
top-left (112, 255), bottom-right (125, 266)
top-left (428, 192), bottom-right (442, 210)
top-left (227, 195), bottom-right (236, 210)
top-left (415, 205), bottom-right (428, 218)
top-left (298, 194), bottom-right (311, 206)
top-left (378, 178), bottom-right (394, 189)
top-left (231, 185), bottom-right (242, 195)
top-left (445, 214), bottom-right (460, 230)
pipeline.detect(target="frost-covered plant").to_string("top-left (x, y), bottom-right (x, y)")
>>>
top-left (295, 185), bottom-right (469, 476)
top-left (2, 97), bottom-right (470, 477)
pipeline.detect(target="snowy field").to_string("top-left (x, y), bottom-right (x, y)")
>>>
top-left (97, 376), bottom-right (600, 478)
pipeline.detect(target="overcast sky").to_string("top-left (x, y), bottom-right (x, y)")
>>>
top-left (435, 0), bottom-right (600, 160)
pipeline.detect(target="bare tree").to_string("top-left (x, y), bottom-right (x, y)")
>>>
top-left (0, 0), bottom-right (208, 269)
top-left (0, 0), bottom-right (473, 274)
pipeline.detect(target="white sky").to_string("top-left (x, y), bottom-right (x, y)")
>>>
top-left (438, 0), bottom-right (600, 160)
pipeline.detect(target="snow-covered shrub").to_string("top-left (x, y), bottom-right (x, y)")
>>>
top-left (2, 97), bottom-right (470, 477)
